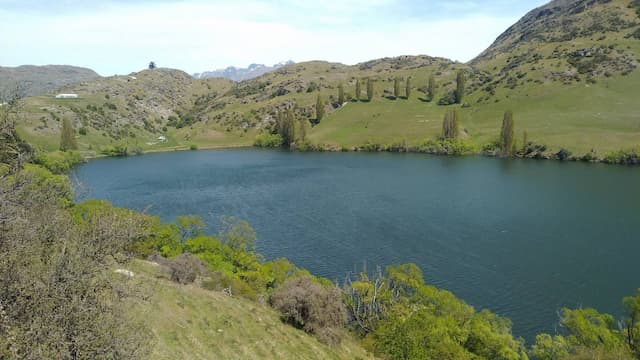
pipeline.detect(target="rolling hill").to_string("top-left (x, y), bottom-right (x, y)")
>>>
top-left (0, 65), bottom-right (100, 97)
top-left (12, 0), bottom-right (640, 159)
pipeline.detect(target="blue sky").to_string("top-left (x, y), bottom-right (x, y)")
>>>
top-left (0, 0), bottom-right (548, 75)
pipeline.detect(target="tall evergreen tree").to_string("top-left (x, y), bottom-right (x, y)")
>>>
top-left (316, 94), bottom-right (324, 122)
top-left (355, 79), bottom-right (361, 101)
top-left (405, 77), bottom-right (411, 99)
top-left (366, 78), bottom-right (374, 102)
top-left (441, 109), bottom-right (460, 139)
top-left (338, 83), bottom-right (345, 105)
top-left (500, 111), bottom-right (515, 156)
top-left (455, 70), bottom-right (465, 104)
top-left (427, 74), bottom-right (436, 102)
top-left (59, 118), bottom-right (78, 151)
top-left (393, 77), bottom-right (400, 99)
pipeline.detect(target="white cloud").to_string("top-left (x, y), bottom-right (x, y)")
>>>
top-left (0, 1), bottom-right (520, 75)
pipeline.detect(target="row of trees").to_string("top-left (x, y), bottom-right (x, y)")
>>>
top-left (323, 69), bottom-right (465, 111)
top-left (441, 108), bottom-right (517, 157)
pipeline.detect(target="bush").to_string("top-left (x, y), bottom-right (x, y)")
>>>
top-left (603, 148), bottom-right (640, 165)
top-left (34, 151), bottom-right (84, 174)
top-left (254, 132), bottom-right (283, 148)
top-left (416, 138), bottom-right (476, 156)
top-left (270, 276), bottom-right (346, 345)
top-left (189, 144), bottom-right (198, 151)
top-left (101, 145), bottom-right (128, 157)
top-left (168, 253), bottom-right (207, 285)
top-left (555, 148), bottom-right (572, 161)
top-left (437, 91), bottom-right (457, 106)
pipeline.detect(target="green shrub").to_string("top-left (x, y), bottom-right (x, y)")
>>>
top-left (254, 132), bottom-right (283, 148)
top-left (34, 151), bottom-right (84, 174)
top-left (437, 91), bottom-right (457, 106)
top-left (415, 138), bottom-right (476, 156)
top-left (101, 145), bottom-right (128, 157)
top-left (603, 148), bottom-right (640, 165)
top-left (189, 144), bottom-right (198, 151)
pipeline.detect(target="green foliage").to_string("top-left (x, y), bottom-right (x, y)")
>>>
top-left (501, 111), bottom-right (516, 156)
top-left (297, 118), bottom-right (309, 143)
top-left (405, 77), bottom-right (411, 99)
top-left (344, 263), bottom-right (527, 360)
top-left (316, 94), bottom-right (325, 122)
top-left (455, 70), bottom-right (466, 104)
top-left (355, 79), bottom-right (362, 101)
top-left (166, 114), bottom-right (196, 129)
top-left (623, 289), bottom-right (640, 357)
top-left (427, 74), bottom-right (436, 102)
top-left (338, 83), bottom-right (345, 105)
top-left (603, 148), bottom-right (640, 165)
top-left (189, 144), bottom-right (198, 150)
top-left (393, 77), bottom-right (401, 99)
top-left (59, 117), bottom-right (78, 151)
top-left (416, 138), bottom-right (476, 156)
top-left (532, 307), bottom-right (635, 359)
top-left (441, 108), bottom-right (460, 139)
top-left (34, 150), bottom-right (84, 174)
top-left (101, 145), bottom-right (129, 157)
top-left (254, 132), bottom-right (283, 148)
top-left (438, 90), bottom-right (457, 106)
top-left (366, 78), bottom-right (374, 102)
top-left (530, 334), bottom-right (570, 360)
top-left (277, 109), bottom-right (297, 147)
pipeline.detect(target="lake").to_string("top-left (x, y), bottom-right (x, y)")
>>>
top-left (73, 148), bottom-right (640, 342)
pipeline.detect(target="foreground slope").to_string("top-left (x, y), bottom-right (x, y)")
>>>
top-left (129, 260), bottom-right (375, 360)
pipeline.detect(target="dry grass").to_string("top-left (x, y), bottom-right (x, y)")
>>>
top-left (128, 260), bottom-right (376, 360)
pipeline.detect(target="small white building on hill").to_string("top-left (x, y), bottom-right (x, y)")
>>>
top-left (55, 94), bottom-right (79, 99)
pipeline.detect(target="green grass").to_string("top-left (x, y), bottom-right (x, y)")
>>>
top-left (126, 260), bottom-right (375, 360)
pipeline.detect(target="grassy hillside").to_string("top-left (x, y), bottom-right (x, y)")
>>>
top-left (127, 260), bottom-right (375, 360)
top-left (11, 0), bottom-right (640, 158)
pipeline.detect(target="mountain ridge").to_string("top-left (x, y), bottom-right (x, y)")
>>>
top-left (193, 60), bottom-right (295, 81)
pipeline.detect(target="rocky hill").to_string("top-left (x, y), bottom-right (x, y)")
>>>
top-left (0, 65), bottom-right (100, 97)
top-left (12, 0), bottom-right (640, 158)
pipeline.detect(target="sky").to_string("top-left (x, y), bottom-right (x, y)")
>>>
top-left (0, 0), bottom-right (549, 76)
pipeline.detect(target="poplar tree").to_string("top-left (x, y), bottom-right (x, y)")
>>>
top-left (455, 70), bottom-right (465, 104)
top-left (316, 94), bottom-right (324, 122)
top-left (355, 79), bottom-right (361, 101)
top-left (59, 117), bottom-right (78, 151)
top-left (298, 119), bottom-right (310, 142)
top-left (405, 77), bottom-right (411, 99)
top-left (393, 77), bottom-right (400, 99)
top-left (283, 109), bottom-right (296, 147)
top-left (500, 111), bottom-right (515, 156)
top-left (366, 78), bottom-right (374, 102)
top-left (441, 109), bottom-right (460, 139)
top-left (427, 74), bottom-right (436, 102)
top-left (338, 83), bottom-right (345, 105)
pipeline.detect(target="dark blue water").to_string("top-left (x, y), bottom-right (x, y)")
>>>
top-left (73, 148), bottom-right (640, 342)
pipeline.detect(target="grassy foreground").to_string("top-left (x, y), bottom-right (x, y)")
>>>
top-left (127, 260), bottom-right (375, 360)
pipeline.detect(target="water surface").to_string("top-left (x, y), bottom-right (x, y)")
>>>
top-left (73, 149), bottom-right (640, 341)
